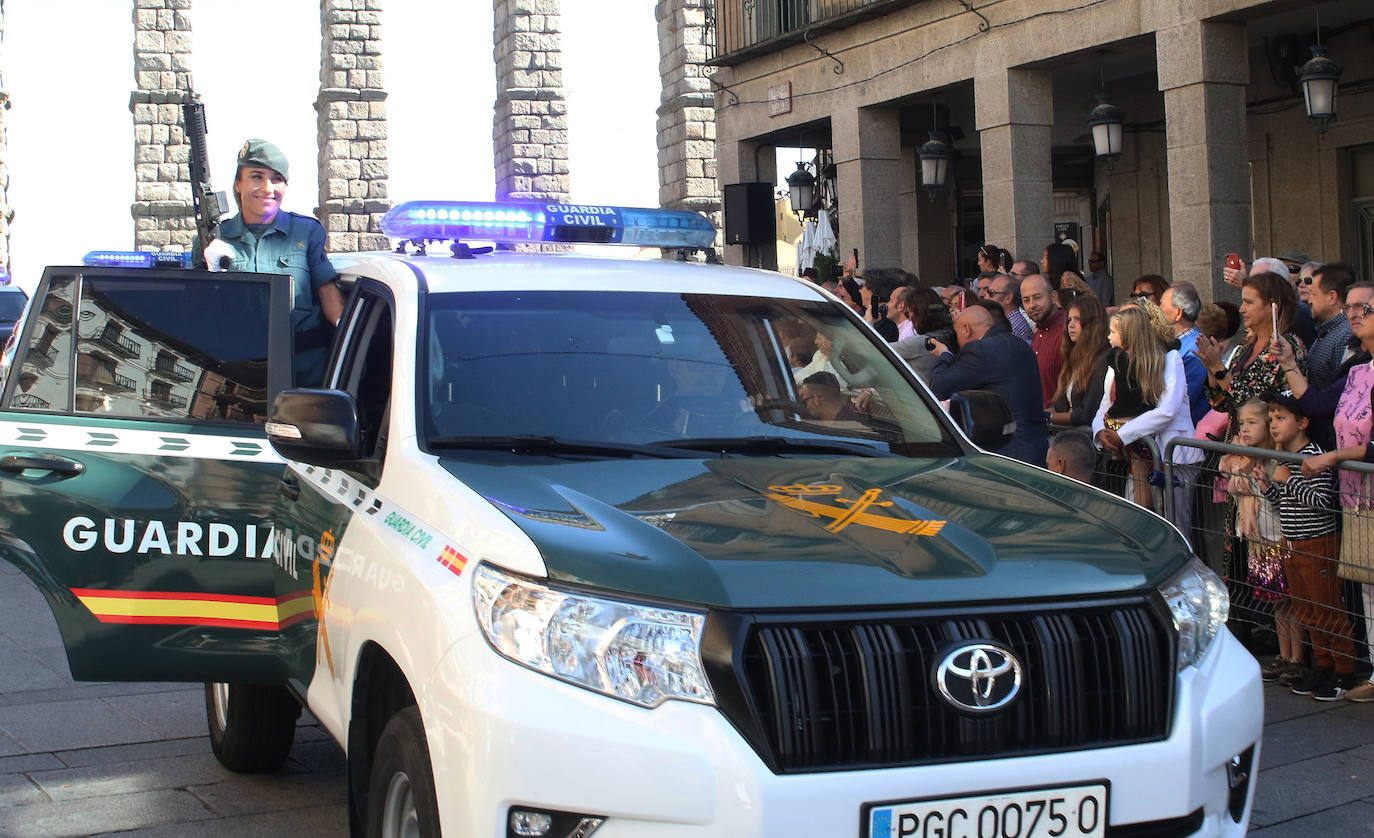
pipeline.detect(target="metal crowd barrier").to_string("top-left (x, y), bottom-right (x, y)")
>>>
top-left (1165, 437), bottom-right (1374, 674)
top-left (1049, 425), bottom-right (1167, 517)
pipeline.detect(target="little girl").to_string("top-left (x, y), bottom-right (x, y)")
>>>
top-left (1093, 307), bottom-right (1183, 508)
top-left (1220, 398), bottom-right (1298, 680)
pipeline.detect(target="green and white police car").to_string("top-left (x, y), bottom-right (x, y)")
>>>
top-left (0, 201), bottom-right (1259, 838)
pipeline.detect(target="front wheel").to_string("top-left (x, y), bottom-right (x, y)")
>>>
top-left (204, 681), bottom-right (301, 772)
top-left (366, 706), bottom-right (440, 838)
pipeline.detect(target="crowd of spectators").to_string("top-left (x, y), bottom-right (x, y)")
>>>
top-left (806, 245), bottom-right (1374, 704)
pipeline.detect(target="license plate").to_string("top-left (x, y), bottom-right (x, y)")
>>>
top-left (865, 782), bottom-right (1109, 838)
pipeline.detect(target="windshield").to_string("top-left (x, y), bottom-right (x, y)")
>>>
top-left (423, 291), bottom-right (955, 456)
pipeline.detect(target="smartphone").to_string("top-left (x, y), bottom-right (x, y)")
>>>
top-left (1226, 253), bottom-right (1242, 271)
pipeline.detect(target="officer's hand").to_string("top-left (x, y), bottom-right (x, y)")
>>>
top-left (928, 338), bottom-right (950, 356)
top-left (204, 239), bottom-right (233, 272)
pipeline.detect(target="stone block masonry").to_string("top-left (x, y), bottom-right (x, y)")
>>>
top-left (316, 0), bottom-right (391, 253)
top-left (492, 0), bottom-right (569, 203)
top-left (129, 0), bottom-right (195, 252)
top-left (656, 0), bottom-right (718, 223)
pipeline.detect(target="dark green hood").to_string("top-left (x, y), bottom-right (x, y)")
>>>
top-left (441, 454), bottom-right (1192, 609)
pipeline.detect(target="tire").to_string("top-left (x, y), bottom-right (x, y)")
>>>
top-left (366, 706), bottom-right (441, 838)
top-left (203, 681), bottom-right (301, 772)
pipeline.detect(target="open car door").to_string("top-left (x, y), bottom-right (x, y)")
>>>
top-left (0, 265), bottom-right (299, 683)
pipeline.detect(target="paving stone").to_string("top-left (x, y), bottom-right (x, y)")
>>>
top-left (1249, 799), bottom-right (1374, 836)
top-left (0, 698), bottom-right (162, 753)
top-left (53, 736), bottom-right (209, 769)
top-left (0, 635), bottom-right (72, 693)
top-left (1249, 751), bottom-right (1374, 827)
top-left (102, 688), bottom-right (207, 740)
top-left (86, 802), bottom-right (347, 837)
top-left (0, 788), bottom-right (214, 837)
top-left (1260, 707), bottom-right (1374, 769)
top-left (0, 771), bottom-right (49, 807)
top-left (29, 752), bottom-right (236, 802)
top-left (186, 770), bottom-right (346, 817)
top-left (0, 751), bottom-right (64, 775)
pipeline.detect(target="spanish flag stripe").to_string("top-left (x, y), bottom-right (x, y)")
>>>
top-left (70, 588), bottom-right (279, 606)
top-left (72, 589), bottom-right (321, 631)
top-left (92, 615), bottom-right (288, 630)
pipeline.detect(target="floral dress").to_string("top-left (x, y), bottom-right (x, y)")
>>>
top-left (1203, 334), bottom-right (1308, 440)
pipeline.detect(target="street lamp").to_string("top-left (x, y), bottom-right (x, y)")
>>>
top-left (786, 161), bottom-right (815, 219)
top-left (1088, 100), bottom-right (1126, 168)
top-left (1298, 43), bottom-right (1342, 134)
top-left (918, 132), bottom-right (953, 192)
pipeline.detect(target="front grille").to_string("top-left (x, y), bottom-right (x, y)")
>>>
top-left (710, 598), bottom-right (1174, 773)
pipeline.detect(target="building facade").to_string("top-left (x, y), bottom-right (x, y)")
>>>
top-left (707, 0), bottom-right (1374, 301)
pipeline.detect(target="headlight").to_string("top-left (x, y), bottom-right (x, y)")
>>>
top-left (472, 563), bottom-right (715, 708)
top-left (1158, 557), bottom-right (1229, 670)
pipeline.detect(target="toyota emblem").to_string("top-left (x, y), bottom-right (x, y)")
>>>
top-left (935, 642), bottom-right (1023, 713)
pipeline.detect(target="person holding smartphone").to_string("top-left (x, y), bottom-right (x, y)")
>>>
top-left (1194, 271), bottom-right (1307, 442)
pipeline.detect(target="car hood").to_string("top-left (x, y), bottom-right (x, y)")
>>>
top-left (439, 454), bottom-right (1191, 609)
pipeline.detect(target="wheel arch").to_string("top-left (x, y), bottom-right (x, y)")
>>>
top-left (346, 641), bottom-right (417, 837)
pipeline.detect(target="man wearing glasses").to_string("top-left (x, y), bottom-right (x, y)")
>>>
top-left (1085, 251), bottom-right (1115, 306)
top-left (988, 274), bottom-right (1034, 342)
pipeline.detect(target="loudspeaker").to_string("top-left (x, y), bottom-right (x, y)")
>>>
top-left (723, 182), bottom-right (776, 245)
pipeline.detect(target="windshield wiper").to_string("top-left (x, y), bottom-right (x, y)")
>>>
top-left (427, 435), bottom-right (698, 459)
top-left (653, 435), bottom-right (896, 458)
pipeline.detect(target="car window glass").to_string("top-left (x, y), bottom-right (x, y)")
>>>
top-left (0, 291), bottom-right (28, 320)
top-left (336, 290), bottom-right (393, 459)
top-left (70, 276), bottom-right (271, 423)
top-left (424, 291), bottom-right (950, 453)
top-left (8, 275), bottom-right (75, 412)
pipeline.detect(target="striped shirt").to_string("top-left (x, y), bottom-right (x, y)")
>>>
top-left (1263, 441), bottom-right (1338, 538)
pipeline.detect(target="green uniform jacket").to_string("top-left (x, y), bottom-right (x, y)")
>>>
top-left (216, 211), bottom-right (339, 387)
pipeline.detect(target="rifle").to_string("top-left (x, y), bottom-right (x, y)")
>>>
top-left (182, 83), bottom-right (228, 269)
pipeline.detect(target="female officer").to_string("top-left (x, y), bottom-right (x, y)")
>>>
top-left (204, 139), bottom-right (345, 388)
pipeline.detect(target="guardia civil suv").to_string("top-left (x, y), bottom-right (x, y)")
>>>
top-left (0, 201), bottom-right (1259, 838)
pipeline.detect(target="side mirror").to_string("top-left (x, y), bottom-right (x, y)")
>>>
top-left (267, 389), bottom-right (364, 468)
top-left (947, 389), bottom-right (1015, 451)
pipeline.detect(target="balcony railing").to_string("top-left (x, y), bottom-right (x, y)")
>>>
top-left (13, 393), bottom-right (50, 409)
top-left (153, 355), bottom-right (195, 382)
top-left (145, 389), bottom-right (188, 409)
top-left (94, 326), bottom-right (141, 359)
top-left (708, 0), bottom-right (917, 65)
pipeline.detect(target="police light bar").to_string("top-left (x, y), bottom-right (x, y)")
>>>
top-left (82, 250), bottom-right (192, 269)
top-left (380, 200), bottom-right (716, 250)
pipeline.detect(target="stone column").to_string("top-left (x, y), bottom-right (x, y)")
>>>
top-left (833, 106), bottom-right (902, 271)
top-left (492, 0), bottom-right (569, 202)
top-left (0, 1), bottom-right (11, 276)
top-left (317, 0), bottom-right (390, 253)
top-left (976, 68), bottom-right (1053, 263)
top-left (129, 0), bottom-right (194, 253)
top-left (656, 0), bottom-right (719, 220)
top-left (1157, 20), bottom-right (1249, 300)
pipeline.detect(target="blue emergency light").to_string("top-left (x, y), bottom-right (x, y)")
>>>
top-left (380, 200), bottom-right (717, 250)
top-left (82, 250), bottom-right (192, 269)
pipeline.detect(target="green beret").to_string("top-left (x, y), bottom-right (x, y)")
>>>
top-left (236, 138), bottom-right (289, 182)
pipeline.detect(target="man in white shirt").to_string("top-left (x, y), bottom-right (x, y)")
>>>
top-left (888, 285), bottom-right (917, 340)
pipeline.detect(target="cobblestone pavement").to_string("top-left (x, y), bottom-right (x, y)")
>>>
top-left (0, 558), bottom-right (1372, 836)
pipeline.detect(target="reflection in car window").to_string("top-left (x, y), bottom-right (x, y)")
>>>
top-left (67, 277), bottom-right (272, 423)
top-left (424, 291), bottom-right (951, 454)
top-left (9, 276), bottom-right (75, 412)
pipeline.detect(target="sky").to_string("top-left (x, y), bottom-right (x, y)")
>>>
top-left (2, 0), bottom-right (662, 292)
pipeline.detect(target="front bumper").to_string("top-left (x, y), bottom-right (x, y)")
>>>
top-left (421, 627), bottom-right (1262, 837)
